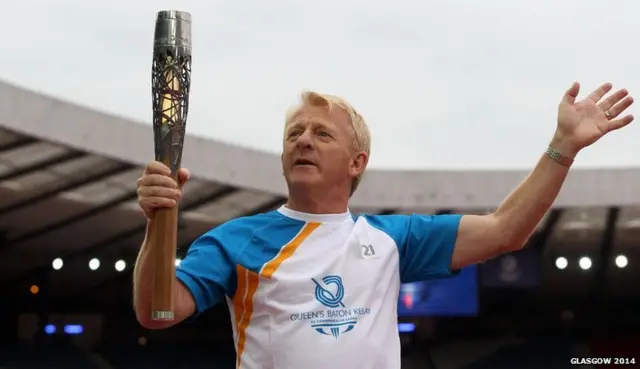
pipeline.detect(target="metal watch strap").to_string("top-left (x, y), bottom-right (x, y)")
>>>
top-left (545, 145), bottom-right (574, 167)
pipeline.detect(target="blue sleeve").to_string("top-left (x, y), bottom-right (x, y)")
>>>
top-left (365, 213), bottom-right (463, 283)
top-left (175, 227), bottom-right (238, 315)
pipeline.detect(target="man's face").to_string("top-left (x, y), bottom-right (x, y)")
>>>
top-left (282, 104), bottom-right (366, 193)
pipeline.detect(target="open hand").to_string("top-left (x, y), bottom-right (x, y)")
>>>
top-left (555, 82), bottom-right (634, 155)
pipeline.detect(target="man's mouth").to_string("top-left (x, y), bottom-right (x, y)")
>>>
top-left (294, 159), bottom-right (316, 166)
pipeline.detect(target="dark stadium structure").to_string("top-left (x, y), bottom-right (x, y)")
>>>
top-left (0, 80), bottom-right (638, 368)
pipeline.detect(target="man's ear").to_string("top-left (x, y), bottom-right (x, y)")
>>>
top-left (350, 152), bottom-right (368, 178)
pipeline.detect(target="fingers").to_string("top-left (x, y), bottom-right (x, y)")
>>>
top-left (178, 168), bottom-right (191, 187)
top-left (138, 161), bottom-right (189, 218)
top-left (137, 182), bottom-right (181, 218)
top-left (138, 173), bottom-right (178, 189)
top-left (608, 114), bottom-right (635, 132)
top-left (143, 161), bottom-right (190, 185)
top-left (139, 196), bottom-right (177, 210)
top-left (605, 95), bottom-right (635, 132)
top-left (583, 83), bottom-right (634, 133)
top-left (586, 82), bottom-right (613, 103)
top-left (562, 81), bottom-right (580, 105)
top-left (144, 161), bottom-right (171, 176)
top-left (138, 174), bottom-right (182, 200)
top-left (598, 88), bottom-right (629, 111)
top-left (605, 96), bottom-right (634, 120)
top-left (137, 184), bottom-right (182, 201)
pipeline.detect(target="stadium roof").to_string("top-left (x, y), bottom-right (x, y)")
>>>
top-left (0, 79), bottom-right (638, 309)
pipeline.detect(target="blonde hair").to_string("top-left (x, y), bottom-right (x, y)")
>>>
top-left (285, 91), bottom-right (371, 196)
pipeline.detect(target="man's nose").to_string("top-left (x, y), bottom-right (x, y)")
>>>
top-left (295, 130), bottom-right (314, 150)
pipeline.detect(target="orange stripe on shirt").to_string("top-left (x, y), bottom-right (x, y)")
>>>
top-left (233, 266), bottom-right (259, 369)
top-left (261, 222), bottom-right (321, 279)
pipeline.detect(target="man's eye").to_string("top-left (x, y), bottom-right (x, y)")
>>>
top-left (318, 131), bottom-right (331, 137)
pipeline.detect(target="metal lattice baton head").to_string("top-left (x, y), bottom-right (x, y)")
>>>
top-left (152, 10), bottom-right (192, 176)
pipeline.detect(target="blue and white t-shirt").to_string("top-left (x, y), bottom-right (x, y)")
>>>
top-left (177, 205), bottom-right (461, 369)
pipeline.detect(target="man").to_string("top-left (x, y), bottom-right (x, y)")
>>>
top-left (133, 82), bottom-right (633, 368)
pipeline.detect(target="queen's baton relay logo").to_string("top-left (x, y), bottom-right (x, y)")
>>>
top-left (289, 275), bottom-right (371, 339)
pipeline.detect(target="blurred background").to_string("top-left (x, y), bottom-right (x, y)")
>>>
top-left (1, 0), bottom-right (639, 368)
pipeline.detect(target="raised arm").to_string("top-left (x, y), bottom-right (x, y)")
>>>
top-left (451, 82), bottom-right (634, 270)
top-left (133, 161), bottom-right (235, 329)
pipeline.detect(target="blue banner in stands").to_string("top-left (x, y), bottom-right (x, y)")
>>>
top-left (480, 247), bottom-right (540, 288)
top-left (397, 265), bottom-right (479, 317)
